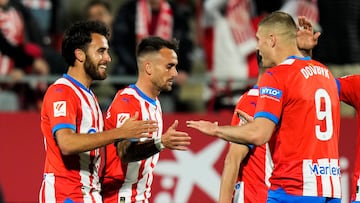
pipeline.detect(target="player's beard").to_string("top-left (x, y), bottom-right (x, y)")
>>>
top-left (160, 79), bottom-right (174, 92)
top-left (84, 54), bottom-right (107, 80)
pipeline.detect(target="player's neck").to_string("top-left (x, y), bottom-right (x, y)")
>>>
top-left (67, 66), bottom-right (92, 89)
top-left (135, 81), bottom-right (159, 99)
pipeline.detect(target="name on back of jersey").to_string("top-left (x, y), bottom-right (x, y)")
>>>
top-left (301, 65), bottom-right (330, 79)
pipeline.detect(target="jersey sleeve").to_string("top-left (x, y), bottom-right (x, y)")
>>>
top-left (337, 75), bottom-right (360, 109)
top-left (43, 84), bottom-right (78, 136)
top-left (254, 70), bottom-right (285, 125)
top-left (231, 92), bottom-right (256, 149)
top-left (105, 91), bottom-right (141, 130)
top-left (231, 96), bottom-right (243, 126)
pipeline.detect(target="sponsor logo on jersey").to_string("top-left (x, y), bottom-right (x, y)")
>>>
top-left (259, 87), bottom-right (282, 100)
top-left (53, 101), bottom-right (66, 117)
top-left (116, 113), bottom-right (130, 127)
top-left (308, 161), bottom-right (341, 176)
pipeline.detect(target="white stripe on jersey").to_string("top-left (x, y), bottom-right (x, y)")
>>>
top-left (265, 143), bottom-right (273, 188)
top-left (318, 158), bottom-right (332, 196)
top-left (302, 158), bottom-right (341, 197)
top-left (117, 87), bottom-right (163, 201)
top-left (356, 178), bottom-right (360, 201)
top-left (303, 159), bottom-right (318, 196)
top-left (54, 78), bottom-right (103, 202)
top-left (330, 159), bottom-right (341, 198)
top-left (247, 88), bottom-right (259, 96)
top-left (233, 181), bottom-right (245, 203)
top-left (41, 173), bottom-right (56, 203)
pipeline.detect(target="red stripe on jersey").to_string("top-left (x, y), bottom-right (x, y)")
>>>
top-left (231, 88), bottom-right (273, 203)
top-left (65, 78), bottom-right (100, 201)
top-left (40, 76), bottom-right (104, 202)
top-left (103, 86), bottom-right (163, 202)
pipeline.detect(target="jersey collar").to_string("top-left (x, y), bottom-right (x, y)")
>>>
top-left (63, 74), bottom-right (92, 95)
top-left (129, 84), bottom-right (157, 106)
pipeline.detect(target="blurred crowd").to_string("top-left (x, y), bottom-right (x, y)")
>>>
top-left (0, 0), bottom-right (359, 113)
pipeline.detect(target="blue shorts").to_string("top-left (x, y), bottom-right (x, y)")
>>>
top-left (267, 189), bottom-right (341, 203)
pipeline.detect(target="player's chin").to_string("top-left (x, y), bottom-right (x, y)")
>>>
top-left (162, 85), bottom-right (173, 92)
top-left (94, 73), bottom-right (107, 80)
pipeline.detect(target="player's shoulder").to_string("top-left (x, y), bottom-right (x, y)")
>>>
top-left (109, 87), bottom-right (141, 108)
top-left (338, 74), bottom-right (360, 83)
top-left (114, 87), bottom-right (139, 100)
top-left (45, 80), bottom-right (76, 98)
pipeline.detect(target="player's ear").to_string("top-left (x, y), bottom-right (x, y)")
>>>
top-left (145, 63), bottom-right (152, 75)
top-left (75, 49), bottom-right (85, 63)
top-left (269, 34), bottom-right (276, 48)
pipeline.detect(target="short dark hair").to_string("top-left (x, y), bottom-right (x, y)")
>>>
top-left (258, 11), bottom-right (297, 38)
top-left (61, 20), bottom-right (110, 66)
top-left (136, 36), bottom-right (179, 58)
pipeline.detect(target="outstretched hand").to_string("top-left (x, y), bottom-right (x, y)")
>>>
top-left (297, 16), bottom-right (321, 51)
top-left (118, 112), bottom-right (158, 139)
top-left (162, 120), bottom-right (191, 150)
top-left (186, 120), bottom-right (219, 137)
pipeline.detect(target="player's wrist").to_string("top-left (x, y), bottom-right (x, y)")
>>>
top-left (154, 137), bottom-right (165, 151)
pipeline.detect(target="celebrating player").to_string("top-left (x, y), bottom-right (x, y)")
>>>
top-left (188, 11), bottom-right (341, 202)
top-left (39, 20), bottom-right (157, 203)
top-left (219, 16), bottom-right (321, 203)
top-left (102, 36), bottom-right (191, 203)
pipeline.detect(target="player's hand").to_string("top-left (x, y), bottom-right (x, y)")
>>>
top-left (162, 120), bottom-right (191, 150)
top-left (297, 16), bottom-right (321, 50)
top-left (118, 112), bottom-right (158, 139)
top-left (186, 120), bottom-right (219, 137)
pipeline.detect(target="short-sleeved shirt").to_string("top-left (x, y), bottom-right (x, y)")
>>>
top-left (254, 56), bottom-right (341, 198)
top-left (231, 87), bottom-right (273, 203)
top-left (102, 84), bottom-right (163, 203)
top-left (39, 74), bottom-right (104, 203)
top-left (337, 75), bottom-right (360, 202)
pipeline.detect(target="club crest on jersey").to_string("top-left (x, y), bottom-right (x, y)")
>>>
top-left (53, 101), bottom-right (66, 117)
top-left (259, 87), bottom-right (282, 101)
top-left (116, 113), bottom-right (130, 127)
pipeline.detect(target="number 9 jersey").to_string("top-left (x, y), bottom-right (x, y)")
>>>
top-left (254, 56), bottom-right (341, 198)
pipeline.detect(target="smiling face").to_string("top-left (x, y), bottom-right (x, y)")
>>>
top-left (149, 48), bottom-right (178, 92)
top-left (84, 33), bottom-right (111, 80)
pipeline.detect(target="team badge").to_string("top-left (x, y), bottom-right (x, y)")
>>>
top-left (53, 101), bottom-right (66, 117)
top-left (116, 113), bottom-right (130, 127)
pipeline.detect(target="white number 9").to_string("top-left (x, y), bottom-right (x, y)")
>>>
top-left (315, 89), bottom-right (333, 141)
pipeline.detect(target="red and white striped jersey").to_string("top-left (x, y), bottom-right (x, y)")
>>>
top-left (337, 75), bottom-right (360, 202)
top-left (254, 56), bottom-right (341, 198)
top-left (0, 6), bottom-right (24, 75)
top-left (231, 87), bottom-right (273, 203)
top-left (102, 84), bottom-right (163, 203)
top-left (39, 74), bottom-right (104, 203)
